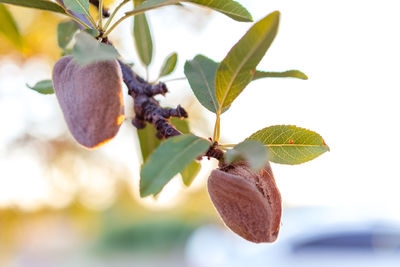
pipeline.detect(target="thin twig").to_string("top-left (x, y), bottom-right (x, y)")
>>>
top-left (103, 0), bottom-right (130, 31)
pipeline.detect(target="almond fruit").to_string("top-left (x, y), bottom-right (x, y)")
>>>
top-left (52, 56), bottom-right (125, 148)
top-left (207, 161), bottom-right (282, 243)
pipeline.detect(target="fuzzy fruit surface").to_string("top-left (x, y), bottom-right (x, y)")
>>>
top-left (208, 161), bottom-right (282, 243)
top-left (52, 56), bottom-right (125, 148)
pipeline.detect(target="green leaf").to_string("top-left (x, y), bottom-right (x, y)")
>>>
top-left (188, 0), bottom-right (252, 22)
top-left (253, 70), bottom-right (308, 81)
top-left (83, 28), bottom-right (100, 37)
top-left (127, 0), bottom-right (180, 16)
top-left (133, 0), bottom-right (145, 5)
top-left (159, 52), bottom-right (177, 78)
top-left (63, 0), bottom-right (89, 15)
top-left (72, 31), bottom-right (118, 65)
top-left (225, 140), bottom-right (268, 170)
top-left (134, 13), bottom-right (153, 66)
top-left (57, 21), bottom-right (79, 50)
top-left (0, 3), bottom-right (23, 49)
top-left (171, 117), bottom-right (201, 187)
top-left (181, 160), bottom-right (201, 186)
top-left (136, 114), bottom-right (201, 189)
top-left (140, 134), bottom-right (209, 197)
top-left (247, 125), bottom-right (329, 165)
top-left (0, 0), bottom-right (66, 14)
top-left (170, 117), bottom-right (189, 134)
top-left (27, 80), bottom-right (54, 94)
top-left (215, 11), bottom-right (280, 112)
top-left (184, 55), bottom-right (219, 113)
top-left (128, 0), bottom-right (252, 23)
top-left (137, 123), bottom-right (161, 162)
top-left (185, 55), bottom-right (306, 113)
top-left (137, 117), bottom-right (190, 162)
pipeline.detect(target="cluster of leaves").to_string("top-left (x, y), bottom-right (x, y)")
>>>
top-left (137, 10), bottom-right (328, 197)
top-left (1, 0), bottom-right (329, 198)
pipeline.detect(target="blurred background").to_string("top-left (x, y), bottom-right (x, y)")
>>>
top-left (1, 0), bottom-right (400, 266)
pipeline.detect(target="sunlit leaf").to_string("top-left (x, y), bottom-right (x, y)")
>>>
top-left (253, 70), bottom-right (308, 81)
top-left (159, 52), bottom-right (177, 78)
top-left (133, 0), bottom-right (145, 6)
top-left (137, 123), bottom-right (161, 162)
top-left (0, 3), bottom-right (23, 49)
top-left (0, 0), bottom-right (66, 14)
top-left (189, 0), bottom-right (252, 22)
top-left (247, 125), bottom-right (329, 165)
top-left (137, 118), bottom-right (197, 186)
top-left (83, 28), bottom-right (100, 37)
top-left (184, 55), bottom-right (219, 113)
top-left (225, 140), bottom-right (268, 170)
top-left (215, 11), bottom-right (280, 111)
top-left (127, 0), bottom-right (252, 22)
top-left (63, 0), bottom-right (89, 15)
top-left (185, 54), bottom-right (306, 113)
top-left (27, 80), bottom-right (54, 94)
top-left (72, 31), bottom-right (118, 65)
top-left (137, 117), bottom-right (189, 162)
top-left (170, 117), bottom-right (189, 134)
top-left (126, 0), bottom-right (179, 16)
top-left (170, 118), bottom-right (202, 186)
top-left (57, 20), bottom-right (79, 50)
top-left (140, 134), bottom-right (209, 197)
top-left (134, 11), bottom-right (153, 66)
top-left (181, 160), bottom-right (201, 186)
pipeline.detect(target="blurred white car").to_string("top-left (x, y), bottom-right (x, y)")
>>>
top-left (185, 207), bottom-right (400, 267)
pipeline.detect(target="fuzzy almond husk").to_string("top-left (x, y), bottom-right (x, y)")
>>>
top-left (207, 161), bottom-right (282, 243)
top-left (52, 56), bottom-right (125, 148)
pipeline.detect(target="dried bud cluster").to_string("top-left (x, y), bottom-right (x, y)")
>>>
top-left (207, 161), bottom-right (282, 243)
top-left (52, 56), bottom-right (125, 148)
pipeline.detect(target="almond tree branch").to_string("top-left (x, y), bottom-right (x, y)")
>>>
top-left (117, 60), bottom-right (223, 160)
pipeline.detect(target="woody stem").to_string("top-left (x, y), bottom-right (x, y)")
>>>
top-left (117, 60), bottom-right (223, 160)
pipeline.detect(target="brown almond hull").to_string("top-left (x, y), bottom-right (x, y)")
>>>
top-left (207, 161), bottom-right (282, 243)
top-left (52, 56), bottom-right (125, 148)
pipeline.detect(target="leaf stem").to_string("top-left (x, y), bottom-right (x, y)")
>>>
top-left (218, 144), bottom-right (236, 148)
top-left (146, 67), bottom-right (150, 82)
top-left (86, 14), bottom-right (98, 29)
top-left (103, 13), bottom-right (130, 37)
top-left (104, 0), bottom-right (129, 37)
top-left (213, 114), bottom-right (221, 142)
top-left (98, 0), bottom-right (104, 28)
top-left (103, 0), bottom-right (179, 37)
top-left (103, 0), bottom-right (129, 30)
top-left (70, 14), bottom-right (92, 29)
top-left (162, 77), bottom-right (187, 83)
top-left (55, 1), bottom-right (92, 29)
top-left (61, 0), bottom-right (97, 28)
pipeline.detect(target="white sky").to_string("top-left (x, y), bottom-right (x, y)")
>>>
top-left (1, 0), bottom-right (400, 212)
